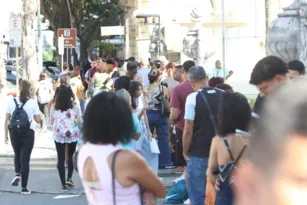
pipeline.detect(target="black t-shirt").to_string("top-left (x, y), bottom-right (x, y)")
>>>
top-left (185, 88), bottom-right (223, 158)
top-left (253, 94), bottom-right (265, 116)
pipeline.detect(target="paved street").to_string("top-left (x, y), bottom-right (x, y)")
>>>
top-left (0, 127), bottom-right (183, 205)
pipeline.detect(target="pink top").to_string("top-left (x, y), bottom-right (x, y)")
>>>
top-left (78, 143), bottom-right (141, 205)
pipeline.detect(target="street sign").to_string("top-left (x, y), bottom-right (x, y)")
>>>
top-left (101, 26), bottom-right (125, 36)
top-left (57, 28), bottom-right (77, 48)
top-left (58, 36), bottom-right (64, 55)
top-left (9, 15), bottom-right (22, 48)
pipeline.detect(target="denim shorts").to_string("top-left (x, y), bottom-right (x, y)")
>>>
top-left (187, 156), bottom-right (209, 205)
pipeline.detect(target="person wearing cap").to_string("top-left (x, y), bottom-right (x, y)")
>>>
top-left (183, 66), bottom-right (223, 204)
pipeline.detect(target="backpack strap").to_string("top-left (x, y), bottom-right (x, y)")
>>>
top-left (222, 136), bottom-right (235, 161)
top-left (199, 91), bottom-right (218, 135)
top-left (13, 98), bottom-right (19, 109)
top-left (20, 99), bottom-right (29, 109)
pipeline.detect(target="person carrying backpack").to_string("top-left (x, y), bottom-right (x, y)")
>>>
top-left (5, 80), bottom-right (41, 195)
top-left (36, 72), bottom-right (53, 130)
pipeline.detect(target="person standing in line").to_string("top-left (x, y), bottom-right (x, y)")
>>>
top-left (137, 58), bottom-right (151, 87)
top-left (212, 60), bottom-right (233, 80)
top-left (36, 72), bottom-right (53, 130)
top-left (183, 66), bottom-right (223, 205)
top-left (169, 60), bottom-right (195, 176)
top-left (5, 80), bottom-right (41, 195)
top-left (234, 79), bottom-right (307, 205)
top-left (207, 92), bottom-right (251, 205)
top-left (50, 84), bottom-right (83, 191)
top-left (77, 92), bottom-right (166, 205)
top-left (70, 70), bottom-right (85, 113)
top-left (287, 59), bottom-right (305, 79)
top-left (162, 63), bottom-right (181, 98)
top-left (91, 62), bottom-right (111, 93)
top-left (126, 61), bottom-right (139, 81)
top-left (129, 81), bottom-right (159, 173)
top-left (147, 69), bottom-right (172, 168)
top-left (249, 56), bottom-right (288, 119)
top-left (84, 60), bottom-right (97, 86)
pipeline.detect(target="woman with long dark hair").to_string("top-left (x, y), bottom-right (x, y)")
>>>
top-left (50, 84), bottom-right (82, 191)
top-left (129, 81), bottom-right (159, 174)
top-left (5, 80), bottom-right (41, 195)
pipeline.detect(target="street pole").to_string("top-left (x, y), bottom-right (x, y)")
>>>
top-left (16, 48), bottom-right (19, 96)
top-left (66, 0), bottom-right (74, 65)
top-left (221, 0), bottom-right (226, 79)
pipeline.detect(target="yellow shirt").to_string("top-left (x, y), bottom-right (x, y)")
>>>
top-left (70, 77), bottom-right (85, 100)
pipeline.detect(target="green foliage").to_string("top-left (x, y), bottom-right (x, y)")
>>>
top-left (41, 0), bottom-right (124, 62)
top-left (89, 40), bottom-right (117, 56)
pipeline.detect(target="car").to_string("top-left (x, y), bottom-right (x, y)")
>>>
top-left (6, 57), bottom-right (22, 72)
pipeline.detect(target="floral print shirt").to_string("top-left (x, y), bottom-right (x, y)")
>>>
top-left (50, 105), bottom-right (83, 143)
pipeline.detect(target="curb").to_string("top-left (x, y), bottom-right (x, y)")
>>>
top-left (0, 189), bottom-right (85, 195)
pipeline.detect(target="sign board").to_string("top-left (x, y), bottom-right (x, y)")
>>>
top-left (101, 26), bottom-right (125, 36)
top-left (57, 28), bottom-right (77, 48)
top-left (9, 15), bottom-right (22, 48)
top-left (58, 36), bottom-right (64, 55)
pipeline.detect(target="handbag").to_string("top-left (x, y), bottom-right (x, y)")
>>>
top-left (112, 150), bottom-right (143, 205)
top-left (159, 84), bottom-right (170, 117)
top-left (150, 138), bottom-right (160, 154)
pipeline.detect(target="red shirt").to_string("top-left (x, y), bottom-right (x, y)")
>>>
top-left (170, 81), bottom-right (194, 131)
top-left (90, 67), bottom-right (97, 78)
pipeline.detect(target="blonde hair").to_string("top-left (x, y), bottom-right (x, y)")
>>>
top-left (97, 62), bottom-right (108, 73)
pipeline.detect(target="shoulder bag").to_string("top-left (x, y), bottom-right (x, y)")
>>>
top-left (159, 84), bottom-right (170, 117)
top-left (112, 150), bottom-right (143, 205)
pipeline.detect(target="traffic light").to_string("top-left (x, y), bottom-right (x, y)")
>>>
top-left (144, 17), bottom-right (148, 24)
top-left (152, 17), bottom-right (156, 24)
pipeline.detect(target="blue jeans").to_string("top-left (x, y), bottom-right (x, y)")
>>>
top-left (187, 156), bottom-right (209, 205)
top-left (147, 110), bottom-right (172, 166)
top-left (79, 99), bottom-right (85, 113)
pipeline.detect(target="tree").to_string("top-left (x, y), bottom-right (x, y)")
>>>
top-left (40, 0), bottom-right (124, 64)
top-left (22, 0), bottom-right (40, 96)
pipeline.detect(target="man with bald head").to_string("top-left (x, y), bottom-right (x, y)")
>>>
top-left (137, 58), bottom-right (151, 87)
top-left (212, 60), bottom-right (233, 80)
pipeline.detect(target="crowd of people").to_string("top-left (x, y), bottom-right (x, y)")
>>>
top-left (3, 54), bottom-right (307, 205)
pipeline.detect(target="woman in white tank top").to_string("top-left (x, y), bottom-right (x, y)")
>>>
top-left (78, 92), bottom-right (166, 205)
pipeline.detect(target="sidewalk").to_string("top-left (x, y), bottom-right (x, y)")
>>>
top-left (0, 127), bottom-right (57, 159)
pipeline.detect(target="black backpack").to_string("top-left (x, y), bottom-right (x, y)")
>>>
top-left (9, 98), bottom-right (31, 135)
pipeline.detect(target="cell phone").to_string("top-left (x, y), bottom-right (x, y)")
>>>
top-left (235, 129), bottom-right (250, 136)
top-left (148, 101), bottom-right (153, 106)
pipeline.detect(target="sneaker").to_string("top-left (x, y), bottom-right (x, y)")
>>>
top-left (11, 175), bottom-right (21, 186)
top-left (21, 188), bottom-right (31, 195)
top-left (172, 166), bottom-right (184, 174)
top-left (66, 178), bottom-right (74, 187)
top-left (61, 185), bottom-right (68, 192)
